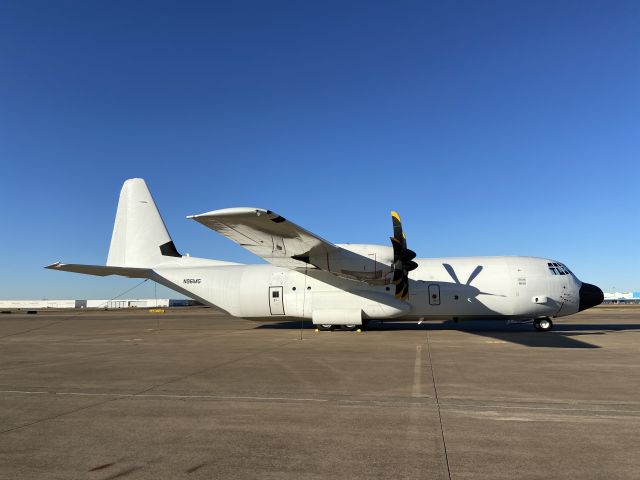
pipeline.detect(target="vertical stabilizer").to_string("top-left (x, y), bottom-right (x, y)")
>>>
top-left (106, 178), bottom-right (180, 267)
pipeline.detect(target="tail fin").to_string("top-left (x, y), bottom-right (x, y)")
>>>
top-left (106, 178), bottom-right (181, 267)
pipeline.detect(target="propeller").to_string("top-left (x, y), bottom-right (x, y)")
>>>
top-left (390, 211), bottom-right (418, 300)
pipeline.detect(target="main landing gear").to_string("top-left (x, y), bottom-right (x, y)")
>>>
top-left (317, 324), bottom-right (358, 331)
top-left (315, 320), bottom-right (370, 332)
top-left (533, 317), bottom-right (553, 332)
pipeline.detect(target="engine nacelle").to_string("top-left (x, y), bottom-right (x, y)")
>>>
top-left (308, 244), bottom-right (394, 283)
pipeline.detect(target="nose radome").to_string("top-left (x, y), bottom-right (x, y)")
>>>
top-left (579, 283), bottom-right (604, 311)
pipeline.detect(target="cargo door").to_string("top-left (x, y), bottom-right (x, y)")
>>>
top-left (269, 286), bottom-right (285, 315)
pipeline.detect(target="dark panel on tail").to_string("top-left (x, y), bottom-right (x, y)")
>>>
top-left (160, 241), bottom-right (181, 257)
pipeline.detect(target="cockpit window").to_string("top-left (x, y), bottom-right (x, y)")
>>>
top-left (548, 262), bottom-right (572, 275)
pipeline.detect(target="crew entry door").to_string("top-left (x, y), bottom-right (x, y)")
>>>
top-left (428, 284), bottom-right (441, 306)
top-left (269, 286), bottom-right (285, 315)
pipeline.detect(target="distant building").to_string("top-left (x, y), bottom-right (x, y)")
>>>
top-left (0, 300), bottom-right (78, 309)
top-left (0, 299), bottom-right (201, 310)
top-left (602, 292), bottom-right (640, 304)
top-left (84, 299), bottom-right (170, 309)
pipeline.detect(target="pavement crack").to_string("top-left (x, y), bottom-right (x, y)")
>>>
top-left (1, 339), bottom-right (299, 435)
top-left (0, 393), bottom-right (128, 435)
top-left (0, 320), bottom-right (66, 339)
top-left (131, 339), bottom-right (298, 396)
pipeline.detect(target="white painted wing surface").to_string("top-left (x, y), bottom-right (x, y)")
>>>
top-left (188, 208), bottom-right (390, 283)
top-left (188, 208), bottom-right (339, 269)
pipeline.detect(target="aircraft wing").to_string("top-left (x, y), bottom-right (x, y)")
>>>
top-left (188, 208), bottom-right (340, 270)
top-left (189, 208), bottom-right (414, 293)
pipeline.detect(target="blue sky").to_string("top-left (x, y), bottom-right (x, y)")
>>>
top-left (1, 1), bottom-right (638, 299)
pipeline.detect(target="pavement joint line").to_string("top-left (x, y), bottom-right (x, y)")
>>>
top-left (0, 389), bottom-right (424, 404)
top-left (438, 402), bottom-right (640, 414)
top-left (426, 329), bottom-right (453, 480)
top-left (56, 392), bottom-right (331, 402)
top-left (0, 326), bottom-right (258, 344)
top-left (2, 390), bottom-right (640, 414)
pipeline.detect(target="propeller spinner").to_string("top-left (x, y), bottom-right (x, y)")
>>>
top-left (390, 211), bottom-right (418, 300)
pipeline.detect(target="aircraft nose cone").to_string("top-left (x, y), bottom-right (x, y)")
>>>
top-left (579, 283), bottom-right (604, 311)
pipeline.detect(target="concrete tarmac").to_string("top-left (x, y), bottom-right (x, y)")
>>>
top-left (0, 306), bottom-right (639, 479)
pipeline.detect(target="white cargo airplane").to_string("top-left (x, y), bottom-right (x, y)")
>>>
top-left (47, 178), bottom-right (603, 331)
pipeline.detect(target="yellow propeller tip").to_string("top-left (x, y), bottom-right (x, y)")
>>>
top-left (391, 211), bottom-right (401, 221)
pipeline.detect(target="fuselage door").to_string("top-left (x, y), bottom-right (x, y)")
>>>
top-left (269, 286), bottom-right (285, 315)
top-left (428, 284), bottom-right (441, 306)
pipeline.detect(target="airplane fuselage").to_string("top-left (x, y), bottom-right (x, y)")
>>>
top-left (150, 255), bottom-right (582, 323)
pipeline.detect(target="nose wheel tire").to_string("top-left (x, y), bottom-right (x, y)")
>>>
top-left (316, 324), bottom-right (333, 331)
top-left (533, 317), bottom-right (553, 332)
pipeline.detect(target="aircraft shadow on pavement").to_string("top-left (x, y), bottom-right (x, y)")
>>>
top-left (256, 319), bottom-right (640, 349)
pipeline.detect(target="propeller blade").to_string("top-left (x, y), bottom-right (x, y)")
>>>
top-left (400, 249), bottom-right (417, 263)
top-left (390, 239), bottom-right (416, 263)
top-left (391, 210), bottom-right (403, 238)
top-left (390, 236), bottom-right (404, 255)
top-left (392, 266), bottom-right (404, 284)
top-left (391, 211), bottom-right (407, 248)
top-left (395, 278), bottom-right (408, 299)
top-left (405, 260), bottom-right (418, 272)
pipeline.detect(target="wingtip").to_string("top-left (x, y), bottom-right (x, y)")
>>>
top-left (44, 262), bottom-right (62, 270)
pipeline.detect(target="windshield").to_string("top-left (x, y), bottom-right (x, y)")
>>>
top-left (547, 261), bottom-right (572, 276)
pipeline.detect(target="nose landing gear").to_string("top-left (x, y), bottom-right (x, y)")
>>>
top-left (533, 317), bottom-right (553, 332)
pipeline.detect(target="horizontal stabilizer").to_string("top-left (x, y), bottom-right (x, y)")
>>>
top-left (45, 262), bottom-right (151, 279)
